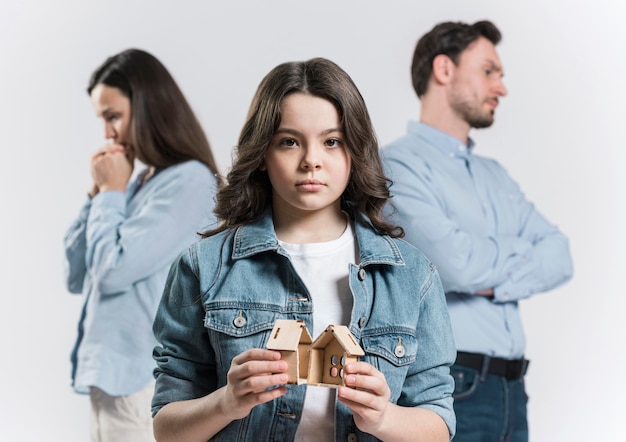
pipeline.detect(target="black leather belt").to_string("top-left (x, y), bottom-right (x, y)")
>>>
top-left (455, 351), bottom-right (529, 380)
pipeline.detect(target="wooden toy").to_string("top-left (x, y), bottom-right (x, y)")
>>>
top-left (266, 319), bottom-right (313, 385)
top-left (266, 320), bottom-right (364, 388)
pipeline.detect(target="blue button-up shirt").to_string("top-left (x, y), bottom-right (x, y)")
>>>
top-left (64, 160), bottom-right (218, 396)
top-left (152, 207), bottom-right (456, 440)
top-left (382, 122), bottom-right (573, 358)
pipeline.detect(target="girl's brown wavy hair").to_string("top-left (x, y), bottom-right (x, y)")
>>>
top-left (204, 57), bottom-right (402, 238)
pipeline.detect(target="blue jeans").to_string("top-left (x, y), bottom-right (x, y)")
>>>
top-left (451, 364), bottom-right (528, 442)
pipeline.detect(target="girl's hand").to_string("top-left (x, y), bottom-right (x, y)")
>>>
top-left (218, 349), bottom-right (289, 421)
top-left (337, 361), bottom-right (392, 435)
top-left (90, 144), bottom-right (133, 194)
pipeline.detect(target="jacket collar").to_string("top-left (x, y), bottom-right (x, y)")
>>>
top-left (232, 206), bottom-right (406, 268)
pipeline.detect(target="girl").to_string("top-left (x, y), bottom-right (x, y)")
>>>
top-left (64, 49), bottom-right (221, 441)
top-left (151, 58), bottom-right (455, 441)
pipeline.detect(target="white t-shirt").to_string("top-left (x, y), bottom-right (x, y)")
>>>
top-left (279, 221), bottom-right (356, 441)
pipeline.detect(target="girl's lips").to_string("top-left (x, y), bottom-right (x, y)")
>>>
top-left (297, 180), bottom-right (325, 191)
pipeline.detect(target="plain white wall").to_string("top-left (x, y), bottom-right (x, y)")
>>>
top-left (1, 1), bottom-right (623, 440)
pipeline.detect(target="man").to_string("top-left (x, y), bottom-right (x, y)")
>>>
top-left (381, 20), bottom-right (573, 442)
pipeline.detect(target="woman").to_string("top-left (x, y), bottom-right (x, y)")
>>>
top-left (63, 48), bottom-right (221, 441)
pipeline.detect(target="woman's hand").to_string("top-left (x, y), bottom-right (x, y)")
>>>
top-left (218, 349), bottom-right (289, 421)
top-left (89, 143), bottom-right (133, 196)
top-left (337, 361), bottom-right (392, 435)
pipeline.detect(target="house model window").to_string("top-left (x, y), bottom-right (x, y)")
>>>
top-left (266, 319), bottom-right (365, 388)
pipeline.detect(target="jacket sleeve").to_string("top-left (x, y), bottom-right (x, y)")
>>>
top-left (400, 263), bottom-right (456, 439)
top-left (84, 164), bottom-right (217, 295)
top-left (151, 248), bottom-right (217, 417)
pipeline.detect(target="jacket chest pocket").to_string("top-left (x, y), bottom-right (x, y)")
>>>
top-left (204, 307), bottom-right (280, 366)
top-left (361, 330), bottom-right (418, 400)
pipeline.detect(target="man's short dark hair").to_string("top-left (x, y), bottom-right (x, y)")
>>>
top-left (411, 20), bottom-right (501, 97)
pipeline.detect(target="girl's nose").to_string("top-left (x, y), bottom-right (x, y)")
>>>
top-left (301, 151), bottom-right (322, 170)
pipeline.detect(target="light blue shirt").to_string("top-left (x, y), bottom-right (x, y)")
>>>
top-left (382, 122), bottom-right (573, 358)
top-left (64, 160), bottom-right (218, 396)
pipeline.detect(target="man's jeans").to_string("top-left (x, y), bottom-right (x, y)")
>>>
top-left (451, 363), bottom-right (529, 442)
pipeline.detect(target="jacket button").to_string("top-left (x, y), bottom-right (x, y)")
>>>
top-left (358, 316), bottom-right (367, 328)
top-left (347, 433), bottom-right (357, 442)
top-left (358, 268), bottom-right (366, 281)
top-left (233, 316), bottom-right (247, 328)
top-left (394, 344), bottom-right (406, 358)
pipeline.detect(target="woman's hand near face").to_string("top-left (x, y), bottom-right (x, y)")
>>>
top-left (89, 144), bottom-right (134, 195)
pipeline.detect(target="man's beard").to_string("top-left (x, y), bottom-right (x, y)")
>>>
top-left (456, 101), bottom-right (495, 129)
top-left (450, 87), bottom-right (496, 129)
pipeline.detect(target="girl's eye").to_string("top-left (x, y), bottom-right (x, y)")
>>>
top-left (325, 138), bottom-right (342, 148)
top-left (279, 138), bottom-right (298, 148)
top-left (106, 114), bottom-right (119, 122)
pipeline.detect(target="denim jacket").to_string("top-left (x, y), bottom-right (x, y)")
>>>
top-left (152, 208), bottom-right (456, 441)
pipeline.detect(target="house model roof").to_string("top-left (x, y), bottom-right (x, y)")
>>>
top-left (266, 319), bottom-right (313, 351)
top-left (309, 325), bottom-right (365, 356)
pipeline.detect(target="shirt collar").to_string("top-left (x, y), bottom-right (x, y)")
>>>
top-left (408, 121), bottom-right (475, 159)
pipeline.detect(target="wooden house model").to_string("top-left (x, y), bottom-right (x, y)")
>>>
top-left (266, 320), bottom-right (364, 388)
top-left (266, 319), bottom-right (313, 385)
top-left (307, 324), bottom-right (365, 387)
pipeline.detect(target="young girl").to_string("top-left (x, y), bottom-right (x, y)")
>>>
top-left (64, 48), bottom-right (221, 441)
top-left (151, 57), bottom-right (456, 441)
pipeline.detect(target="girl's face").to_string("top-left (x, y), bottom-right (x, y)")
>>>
top-left (261, 93), bottom-right (351, 221)
top-left (90, 83), bottom-right (135, 160)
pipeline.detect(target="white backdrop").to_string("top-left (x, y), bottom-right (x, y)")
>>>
top-left (1, 1), bottom-right (623, 440)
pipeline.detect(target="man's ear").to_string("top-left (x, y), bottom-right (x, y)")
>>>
top-left (432, 54), bottom-right (454, 85)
